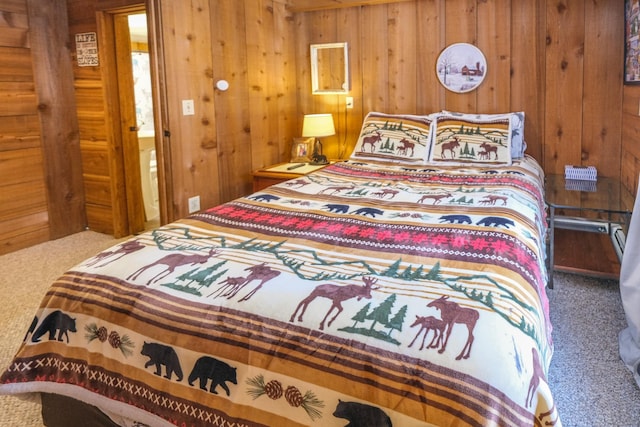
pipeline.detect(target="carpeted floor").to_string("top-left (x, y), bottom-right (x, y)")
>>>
top-left (0, 231), bottom-right (639, 426)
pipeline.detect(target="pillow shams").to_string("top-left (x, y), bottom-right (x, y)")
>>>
top-left (442, 110), bottom-right (526, 158)
top-left (427, 114), bottom-right (512, 167)
top-left (349, 112), bottom-right (433, 164)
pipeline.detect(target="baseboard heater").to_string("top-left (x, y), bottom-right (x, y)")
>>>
top-left (553, 216), bottom-right (626, 264)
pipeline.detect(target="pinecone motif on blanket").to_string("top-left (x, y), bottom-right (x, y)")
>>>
top-left (265, 379), bottom-right (283, 399)
top-left (285, 385), bottom-right (303, 407)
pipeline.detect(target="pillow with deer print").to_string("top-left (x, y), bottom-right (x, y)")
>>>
top-left (426, 113), bottom-right (513, 167)
top-left (349, 112), bottom-right (434, 164)
top-left (442, 110), bottom-right (526, 158)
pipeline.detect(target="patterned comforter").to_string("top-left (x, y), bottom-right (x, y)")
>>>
top-left (0, 157), bottom-right (559, 426)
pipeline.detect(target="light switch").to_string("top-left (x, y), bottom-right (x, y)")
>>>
top-left (182, 99), bottom-right (195, 116)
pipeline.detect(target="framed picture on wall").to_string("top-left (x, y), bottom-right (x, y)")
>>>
top-left (625, 0), bottom-right (640, 84)
top-left (435, 43), bottom-right (487, 93)
top-left (290, 137), bottom-right (313, 162)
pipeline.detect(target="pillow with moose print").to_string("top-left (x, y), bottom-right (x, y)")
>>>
top-left (426, 113), bottom-right (513, 167)
top-left (349, 112), bottom-right (433, 164)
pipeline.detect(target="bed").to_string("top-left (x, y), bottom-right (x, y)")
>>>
top-left (1, 112), bottom-right (559, 426)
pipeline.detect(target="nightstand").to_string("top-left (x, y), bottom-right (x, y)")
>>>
top-left (545, 174), bottom-right (634, 288)
top-left (252, 162), bottom-right (328, 192)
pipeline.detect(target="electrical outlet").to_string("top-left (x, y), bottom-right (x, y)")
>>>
top-left (346, 96), bottom-right (354, 109)
top-left (182, 99), bottom-right (195, 116)
top-left (188, 195), bottom-right (200, 213)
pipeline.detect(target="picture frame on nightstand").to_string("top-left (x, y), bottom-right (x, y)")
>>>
top-left (291, 137), bottom-right (314, 162)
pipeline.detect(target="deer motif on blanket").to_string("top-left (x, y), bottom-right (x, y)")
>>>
top-left (290, 277), bottom-right (379, 330)
top-left (427, 296), bottom-right (479, 360)
top-left (208, 263), bottom-right (281, 301)
top-left (127, 249), bottom-right (219, 285)
top-left (408, 315), bottom-right (446, 351)
top-left (85, 240), bottom-right (145, 267)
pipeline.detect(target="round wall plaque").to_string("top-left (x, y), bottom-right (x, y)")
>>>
top-left (436, 43), bottom-right (487, 93)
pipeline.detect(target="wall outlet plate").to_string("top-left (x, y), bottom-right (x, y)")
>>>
top-left (346, 96), bottom-right (354, 109)
top-left (188, 195), bottom-right (200, 213)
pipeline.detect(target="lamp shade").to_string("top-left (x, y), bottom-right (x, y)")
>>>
top-left (302, 114), bottom-right (335, 138)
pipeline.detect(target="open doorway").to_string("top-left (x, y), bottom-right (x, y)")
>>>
top-left (127, 13), bottom-right (160, 230)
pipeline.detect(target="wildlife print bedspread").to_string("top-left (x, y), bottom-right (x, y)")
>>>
top-left (0, 156), bottom-right (559, 426)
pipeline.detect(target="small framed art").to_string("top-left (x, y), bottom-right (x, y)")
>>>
top-left (625, 0), bottom-right (640, 84)
top-left (290, 137), bottom-right (313, 162)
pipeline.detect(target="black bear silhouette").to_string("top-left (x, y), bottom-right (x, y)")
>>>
top-left (31, 311), bottom-right (76, 343)
top-left (333, 400), bottom-right (392, 427)
top-left (24, 316), bottom-right (38, 341)
top-left (141, 342), bottom-right (183, 381)
top-left (188, 356), bottom-right (237, 396)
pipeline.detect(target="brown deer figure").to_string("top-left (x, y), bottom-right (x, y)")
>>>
top-left (397, 138), bottom-right (415, 156)
top-left (360, 131), bottom-right (382, 152)
top-left (207, 276), bottom-right (246, 298)
top-left (408, 315), bottom-right (446, 351)
top-left (427, 295), bottom-right (479, 360)
top-left (127, 248), bottom-right (219, 285)
top-left (290, 277), bottom-right (379, 330)
top-left (480, 194), bottom-right (508, 206)
top-left (440, 136), bottom-right (460, 158)
top-left (238, 263), bottom-right (281, 301)
top-left (319, 184), bottom-right (356, 195)
top-left (526, 347), bottom-right (546, 408)
top-left (85, 239), bottom-right (146, 267)
top-left (417, 191), bottom-right (452, 205)
top-left (479, 142), bottom-right (498, 160)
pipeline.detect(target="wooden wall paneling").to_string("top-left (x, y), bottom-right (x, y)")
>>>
top-left (443, 0), bottom-right (477, 112)
top-left (210, 0), bottom-right (252, 201)
top-left (0, 82), bottom-right (37, 116)
top-left (246, 0), bottom-right (282, 170)
top-left (510, 0), bottom-right (544, 163)
top-left (0, 115), bottom-right (40, 151)
top-left (158, 0), bottom-right (220, 219)
top-left (622, 85), bottom-right (640, 193)
top-left (272, 2), bottom-right (298, 164)
top-left (581, 0), bottom-right (623, 178)
top-left (337, 6), bottom-right (362, 157)
top-left (289, 0), bottom-right (412, 13)
top-left (544, 0), bottom-right (585, 175)
top-left (0, 148), bottom-right (45, 219)
top-left (361, 5), bottom-right (389, 113)
top-left (296, 8), bottom-right (343, 159)
top-left (0, 47), bottom-right (32, 80)
top-left (0, 2), bottom-right (29, 48)
top-left (416, 0), bottom-right (445, 115)
top-left (388, 1), bottom-right (417, 114)
top-left (27, 0), bottom-right (87, 238)
top-left (476, 0), bottom-right (510, 113)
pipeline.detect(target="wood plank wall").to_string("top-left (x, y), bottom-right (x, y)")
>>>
top-left (0, 0), bottom-right (47, 254)
top-left (65, 0), bottom-right (298, 232)
top-left (295, 0), bottom-right (624, 177)
top-left (0, 0), bottom-right (85, 255)
top-left (0, 0), bottom-right (633, 255)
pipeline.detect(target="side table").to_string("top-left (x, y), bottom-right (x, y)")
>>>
top-left (252, 162), bottom-right (328, 192)
top-left (545, 174), bottom-right (634, 288)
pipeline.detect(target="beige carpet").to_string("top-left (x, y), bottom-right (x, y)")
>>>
top-left (0, 231), bottom-right (124, 427)
top-left (1, 231), bottom-right (640, 426)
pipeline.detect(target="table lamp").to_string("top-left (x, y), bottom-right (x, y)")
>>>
top-left (302, 113), bottom-right (335, 165)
